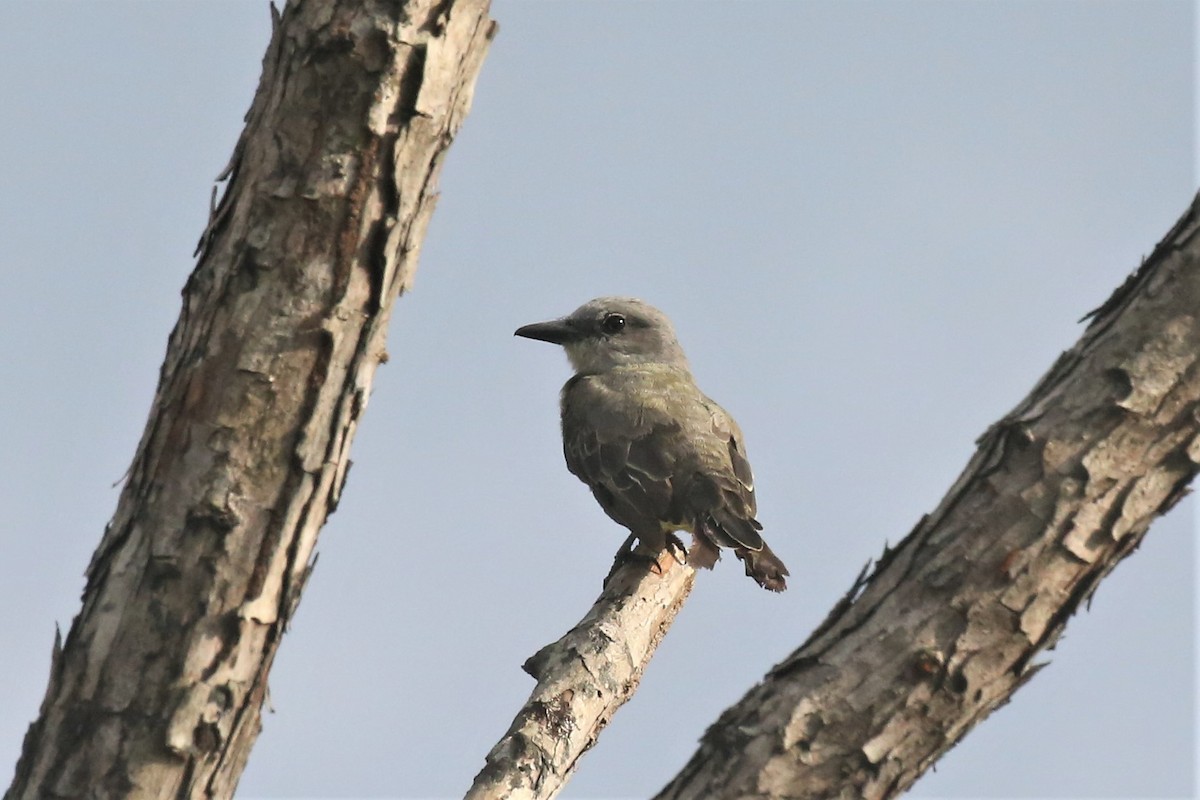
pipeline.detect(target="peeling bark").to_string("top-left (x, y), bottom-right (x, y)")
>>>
top-left (465, 552), bottom-right (695, 800)
top-left (654, 193), bottom-right (1200, 799)
top-left (4, 2), bottom-right (494, 799)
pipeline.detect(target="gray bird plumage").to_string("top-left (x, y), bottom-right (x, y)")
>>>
top-left (515, 297), bottom-right (789, 592)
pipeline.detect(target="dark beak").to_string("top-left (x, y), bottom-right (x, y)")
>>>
top-left (514, 318), bottom-right (577, 345)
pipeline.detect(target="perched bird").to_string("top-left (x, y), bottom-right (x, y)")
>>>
top-left (515, 297), bottom-right (788, 592)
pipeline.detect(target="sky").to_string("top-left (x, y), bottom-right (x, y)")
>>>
top-left (0, 2), bottom-right (1195, 799)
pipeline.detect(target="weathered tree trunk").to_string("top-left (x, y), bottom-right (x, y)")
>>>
top-left (5, 2), bottom-right (494, 798)
top-left (653, 193), bottom-right (1200, 799)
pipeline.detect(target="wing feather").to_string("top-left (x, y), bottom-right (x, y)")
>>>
top-left (563, 371), bottom-right (766, 557)
top-left (563, 375), bottom-right (677, 532)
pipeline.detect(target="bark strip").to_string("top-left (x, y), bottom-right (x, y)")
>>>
top-left (654, 192), bottom-right (1200, 799)
top-left (5, 2), bottom-right (495, 798)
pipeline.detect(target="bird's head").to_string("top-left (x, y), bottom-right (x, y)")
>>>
top-left (515, 297), bottom-right (690, 373)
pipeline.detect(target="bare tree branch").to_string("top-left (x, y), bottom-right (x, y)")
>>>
top-left (654, 192), bottom-right (1200, 799)
top-left (465, 552), bottom-right (695, 800)
top-left (4, 2), bottom-right (495, 798)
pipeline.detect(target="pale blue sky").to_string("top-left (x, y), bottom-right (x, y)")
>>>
top-left (0, 2), bottom-right (1194, 798)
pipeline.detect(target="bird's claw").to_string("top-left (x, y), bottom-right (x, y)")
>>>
top-left (604, 535), bottom-right (645, 587)
top-left (603, 533), bottom-right (688, 588)
top-left (665, 532), bottom-right (688, 566)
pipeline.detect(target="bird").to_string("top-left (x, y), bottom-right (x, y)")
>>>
top-left (514, 296), bottom-right (788, 592)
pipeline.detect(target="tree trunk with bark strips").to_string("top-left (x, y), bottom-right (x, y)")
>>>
top-left (4, 2), bottom-right (494, 798)
top-left (654, 193), bottom-right (1200, 799)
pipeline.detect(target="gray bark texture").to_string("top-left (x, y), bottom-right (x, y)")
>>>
top-left (465, 553), bottom-right (696, 800)
top-left (4, 1), bottom-right (494, 798)
top-left (653, 192), bottom-right (1200, 799)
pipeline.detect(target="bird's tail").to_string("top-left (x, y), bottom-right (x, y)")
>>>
top-left (688, 521), bottom-right (790, 593)
top-left (735, 542), bottom-right (789, 592)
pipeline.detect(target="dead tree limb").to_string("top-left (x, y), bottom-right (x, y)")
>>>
top-left (465, 553), bottom-right (695, 800)
top-left (654, 192), bottom-right (1200, 799)
top-left (4, 2), bottom-right (495, 798)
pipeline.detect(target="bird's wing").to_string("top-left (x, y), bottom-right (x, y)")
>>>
top-left (562, 376), bottom-right (678, 533)
top-left (692, 399), bottom-right (765, 552)
top-left (705, 402), bottom-right (790, 591)
top-left (562, 372), bottom-right (765, 555)
top-left (710, 402), bottom-right (757, 516)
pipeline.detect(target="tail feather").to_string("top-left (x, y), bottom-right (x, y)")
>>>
top-left (687, 527), bottom-right (721, 569)
top-left (689, 521), bottom-right (789, 592)
top-left (735, 542), bottom-right (789, 592)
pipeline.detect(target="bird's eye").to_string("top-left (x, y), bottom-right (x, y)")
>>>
top-left (602, 313), bottom-right (626, 334)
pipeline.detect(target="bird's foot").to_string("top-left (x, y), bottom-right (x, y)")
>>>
top-left (605, 534), bottom-right (646, 587)
top-left (604, 534), bottom-right (683, 587)
top-left (664, 532), bottom-right (688, 566)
